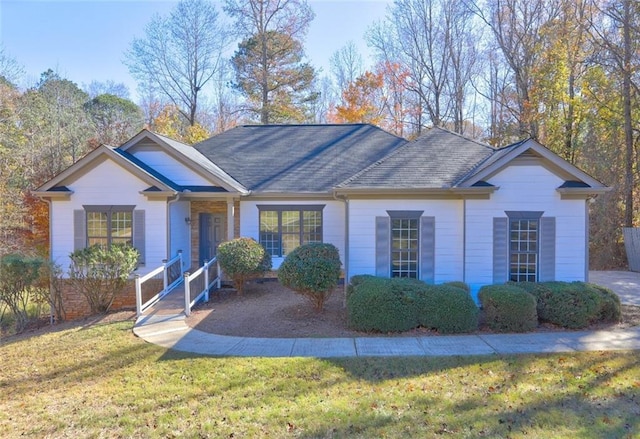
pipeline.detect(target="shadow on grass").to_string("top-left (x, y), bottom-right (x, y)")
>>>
top-left (296, 353), bottom-right (640, 438)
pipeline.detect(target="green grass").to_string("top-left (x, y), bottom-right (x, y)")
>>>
top-left (1, 316), bottom-right (639, 438)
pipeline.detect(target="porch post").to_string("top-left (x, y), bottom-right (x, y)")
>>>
top-left (227, 198), bottom-right (235, 240)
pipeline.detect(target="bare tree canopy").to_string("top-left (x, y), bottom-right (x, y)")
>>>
top-left (125, 0), bottom-right (230, 126)
top-left (224, 0), bottom-right (314, 39)
top-left (0, 46), bottom-right (24, 86)
top-left (368, 0), bottom-right (479, 135)
top-left (330, 41), bottom-right (365, 92)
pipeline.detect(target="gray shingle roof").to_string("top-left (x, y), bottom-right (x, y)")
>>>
top-left (339, 127), bottom-right (496, 189)
top-left (152, 131), bottom-right (247, 192)
top-left (194, 124), bottom-right (406, 193)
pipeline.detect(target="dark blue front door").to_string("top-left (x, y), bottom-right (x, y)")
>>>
top-left (199, 213), bottom-right (224, 266)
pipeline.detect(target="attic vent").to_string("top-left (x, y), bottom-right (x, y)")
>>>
top-left (520, 150), bottom-right (538, 158)
top-left (138, 140), bottom-right (159, 148)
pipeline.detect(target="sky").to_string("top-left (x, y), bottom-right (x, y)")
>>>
top-left (0, 0), bottom-right (391, 99)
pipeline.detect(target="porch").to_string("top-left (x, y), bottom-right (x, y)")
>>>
top-left (186, 199), bottom-right (240, 271)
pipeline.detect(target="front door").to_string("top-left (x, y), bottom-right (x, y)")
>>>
top-left (199, 213), bottom-right (225, 266)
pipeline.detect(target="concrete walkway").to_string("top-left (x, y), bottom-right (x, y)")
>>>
top-left (133, 271), bottom-right (640, 358)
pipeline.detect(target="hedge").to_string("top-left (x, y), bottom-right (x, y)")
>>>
top-left (478, 284), bottom-right (538, 333)
top-left (347, 277), bottom-right (422, 332)
top-left (414, 285), bottom-right (479, 334)
top-left (347, 277), bottom-right (478, 334)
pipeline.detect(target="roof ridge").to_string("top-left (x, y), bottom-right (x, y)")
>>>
top-left (453, 136), bottom-right (530, 186)
top-left (427, 126), bottom-right (496, 152)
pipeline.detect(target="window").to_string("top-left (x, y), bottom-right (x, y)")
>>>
top-left (387, 210), bottom-right (423, 279)
top-left (507, 211), bottom-right (543, 282)
top-left (391, 218), bottom-right (419, 278)
top-left (85, 205), bottom-right (134, 248)
top-left (258, 205), bottom-right (324, 257)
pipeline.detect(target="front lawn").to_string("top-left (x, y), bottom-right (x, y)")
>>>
top-left (1, 315), bottom-right (639, 438)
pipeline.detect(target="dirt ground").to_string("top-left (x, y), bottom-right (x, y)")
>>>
top-left (186, 279), bottom-right (640, 338)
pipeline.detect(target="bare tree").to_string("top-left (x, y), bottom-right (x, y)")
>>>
top-left (587, 0), bottom-right (640, 227)
top-left (368, 0), bottom-right (479, 134)
top-left (84, 80), bottom-right (130, 100)
top-left (470, 0), bottom-right (560, 139)
top-left (0, 46), bottom-right (24, 86)
top-left (125, 0), bottom-right (231, 126)
top-left (330, 41), bottom-right (365, 92)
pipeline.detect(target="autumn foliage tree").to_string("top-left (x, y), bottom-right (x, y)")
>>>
top-left (332, 71), bottom-right (385, 125)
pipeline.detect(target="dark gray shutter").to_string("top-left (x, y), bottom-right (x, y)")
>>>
top-left (420, 216), bottom-right (435, 284)
top-left (375, 216), bottom-right (390, 277)
top-left (73, 209), bottom-right (86, 251)
top-left (133, 210), bottom-right (145, 264)
top-left (493, 217), bottom-right (509, 283)
top-left (539, 216), bottom-right (556, 281)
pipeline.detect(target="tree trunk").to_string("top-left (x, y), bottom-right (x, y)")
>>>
top-left (623, 0), bottom-right (634, 227)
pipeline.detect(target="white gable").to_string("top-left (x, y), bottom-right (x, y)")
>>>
top-left (131, 149), bottom-right (214, 186)
top-left (50, 157), bottom-right (168, 276)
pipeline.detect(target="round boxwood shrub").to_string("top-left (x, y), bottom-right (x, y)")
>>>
top-left (478, 285), bottom-right (538, 333)
top-left (415, 285), bottom-right (479, 334)
top-left (277, 243), bottom-right (341, 311)
top-left (347, 277), bottom-right (422, 332)
top-left (530, 281), bottom-right (601, 329)
top-left (441, 281), bottom-right (470, 293)
top-left (217, 237), bottom-right (272, 296)
top-left (588, 283), bottom-right (622, 323)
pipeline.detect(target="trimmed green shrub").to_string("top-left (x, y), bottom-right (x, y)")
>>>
top-left (479, 285), bottom-right (538, 333)
top-left (441, 281), bottom-right (470, 293)
top-left (588, 283), bottom-right (622, 323)
top-left (278, 243), bottom-right (341, 311)
top-left (69, 244), bottom-right (139, 314)
top-left (415, 285), bottom-right (479, 334)
top-left (217, 238), bottom-right (272, 296)
top-left (347, 277), bottom-right (422, 332)
top-left (529, 281), bottom-right (600, 329)
top-left (346, 274), bottom-right (377, 300)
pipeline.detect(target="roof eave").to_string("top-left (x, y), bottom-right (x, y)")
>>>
top-left (139, 189), bottom-right (178, 200)
top-left (334, 187), bottom-right (497, 199)
top-left (32, 190), bottom-right (73, 200)
top-left (244, 191), bottom-right (333, 200)
top-left (556, 186), bottom-right (612, 200)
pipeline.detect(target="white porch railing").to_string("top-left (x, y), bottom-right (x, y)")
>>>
top-left (184, 257), bottom-right (221, 316)
top-left (135, 251), bottom-right (184, 316)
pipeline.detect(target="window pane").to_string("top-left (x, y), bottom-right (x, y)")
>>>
top-left (259, 211), bottom-right (280, 256)
top-left (391, 218), bottom-right (418, 278)
top-left (111, 211), bottom-right (132, 245)
top-left (87, 212), bottom-right (108, 247)
top-left (303, 210), bottom-right (322, 244)
top-left (509, 219), bottom-right (539, 282)
top-left (281, 211), bottom-right (300, 233)
top-left (282, 234), bottom-right (300, 256)
top-left (281, 211), bottom-right (301, 255)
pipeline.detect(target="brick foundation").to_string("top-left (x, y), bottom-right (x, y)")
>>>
top-left (59, 278), bottom-right (163, 321)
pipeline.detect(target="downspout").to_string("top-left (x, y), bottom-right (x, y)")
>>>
top-left (585, 198), bottom-right (591, 282)
top-left (334, 192), bottom-right (349, 307)
top-left (42, 196), bottom-right (54, 325)
top-left (463, 199), bottom-right (466, 284)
